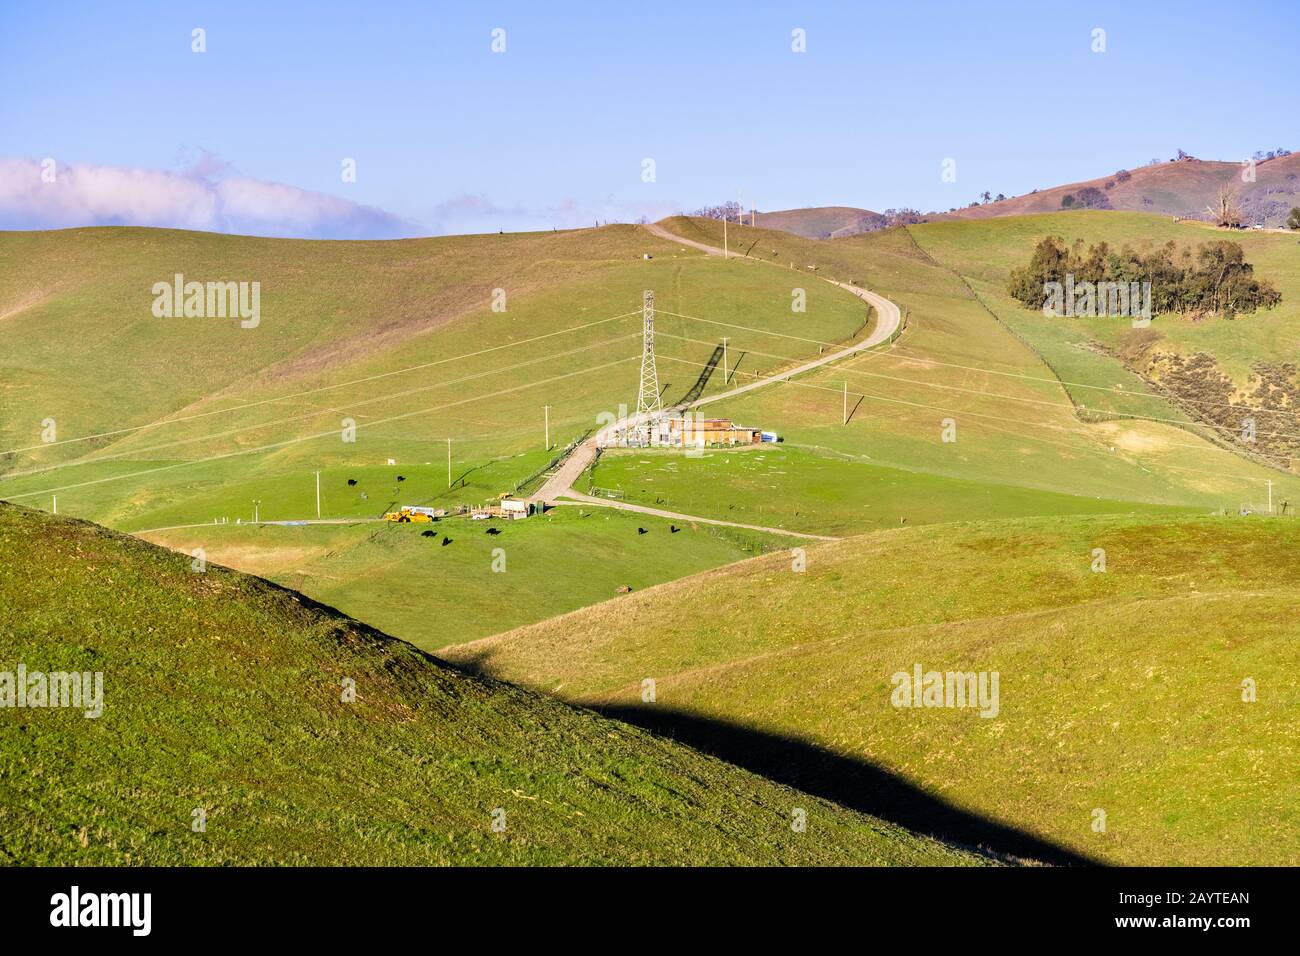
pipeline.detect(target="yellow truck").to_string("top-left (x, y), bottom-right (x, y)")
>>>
top-left (384, 506), bottom-right (438, 523)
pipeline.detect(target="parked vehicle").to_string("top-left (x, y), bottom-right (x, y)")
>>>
top-left (384, 506), bottom-right (439, 523)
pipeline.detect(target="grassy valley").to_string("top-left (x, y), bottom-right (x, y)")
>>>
top-left (0, 502), bottom-right (984, 866)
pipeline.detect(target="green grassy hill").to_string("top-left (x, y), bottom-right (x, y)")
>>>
top-left (622, 217), bottom-right (1300, 530)
top-left (0, 223), bottom-right (869, 643)
top-left (5, 214), bottom-right (1299, 658)
top-left (443, 512), bottom-right (1300, 866)
top-left (6, 214), bottom-right (1298, 867)
top-left (0, 501), bottom-right (986, 866)
top-left (907, 211), bottom-right (1300, 468)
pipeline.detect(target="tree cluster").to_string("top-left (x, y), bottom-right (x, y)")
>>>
top-left (1008, 236), bottom-right (1281, 318)
top-left (1060, 186), bottom-right (1110, 210)
top-left (690, 201), bottom-right (743, 220)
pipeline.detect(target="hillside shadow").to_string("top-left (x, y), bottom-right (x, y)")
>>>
top-left (592, 702), bottom-right (1102, 866)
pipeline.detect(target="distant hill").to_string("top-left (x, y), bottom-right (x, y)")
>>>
top-left (939, 154), bottom-right (1300, 227)
top-left (750, 156), bottom-right (1300, 240)
top-left (754, 205), bottom-right (887, 239)
top-left (0, 502), bottom-right (986, 865)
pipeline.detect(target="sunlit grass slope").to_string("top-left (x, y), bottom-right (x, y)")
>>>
top-left (655, 216), bottom-right (1300, 515)
top-left (444, 512), bottom-right (1300, 866)
top-left (0, 502), bottom-right (985, 866)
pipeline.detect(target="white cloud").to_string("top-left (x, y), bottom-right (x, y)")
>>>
top-left (0, 156), bottom-right (421, 239)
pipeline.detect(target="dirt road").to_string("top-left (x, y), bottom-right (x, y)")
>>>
top-left (532, 219), bottom-right (903, 538)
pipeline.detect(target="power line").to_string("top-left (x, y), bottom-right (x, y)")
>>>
top-left (3, 355), bottom-right (639, 501)
top-left (0, 308), bottom-right (643, 457)
top-left (886, 343), bottom-right (1276, 418)
top-left (655, 352), bottom-right (1276, 485)
top-left (654, 329), bottom-right (1300, 446)
top-left (0, 332), bottom-right (641, 482)
top-left (655, 307), bottom-right (842, 349)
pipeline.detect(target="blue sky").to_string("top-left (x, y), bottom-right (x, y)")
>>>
top-left (2, 0), bottom-right (1297, 236)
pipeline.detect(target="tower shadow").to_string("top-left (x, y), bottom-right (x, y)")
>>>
top-left (676, 345), bottom-right (724, 406)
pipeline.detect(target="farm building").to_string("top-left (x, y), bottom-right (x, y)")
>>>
top-left (501, 498), bottom-right (531, 519)
top-left (678, 417), bottom-right (762, 447)
top-left (469, 497), bottom-right (537, 520)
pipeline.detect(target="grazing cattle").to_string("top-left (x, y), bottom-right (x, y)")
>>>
top-left (421, 529), bottom-right (436, 537)
top-left (396, 475), bottom-right (405, 482)
top-left (441, 536), bottom-right (453, 546)
top-left (670, 525), bottom-right (680, 533)
top-left (637, 527), bottom-right (648, 535)
top-left (347, 478), bottom-right (357, 486)
top-left (486, 527), bottom-right (501, 535)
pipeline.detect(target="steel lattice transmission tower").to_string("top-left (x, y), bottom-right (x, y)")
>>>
top-left (636, 289), bottom-right (662, 418)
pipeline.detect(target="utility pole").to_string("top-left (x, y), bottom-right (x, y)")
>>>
top-left (253, 499), bottom-right (261, 523)
top-left (723, 216), bottom-right (728, 259)
top-left (544, 404), bottom-right (551, 451)
top-left (843, 382), bottom-right (848, 425)
top-left (1267, 479), bottom-right (1273, 513)
top-left (722, 337), bottom-right (729, 385)
top-left (52, 495), bottom-right (57, 515)
top-left (446, 438), bottom-right (452, 489)
top-left (315, 471), bottom-right (321, 518)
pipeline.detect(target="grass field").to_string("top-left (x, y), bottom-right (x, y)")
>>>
top-left (0, 223), bottom-right (869, 636)
top-left (589, 445), bottom-right (1201, 536)
top-left (5, 213), bottom-right (1299, 867)
top-left (444, 512), bottom-right (1300, 866)
top-left (654, 217), bottom-right (1300, 513)
top-left (5, 216), bottom-right (1298, 652)
top-left (906, 211), bottom-right (1300, 386)
top-left (0, 502), bottom-right (986, 866)
top-left (143, 506), bottom-right (800, 650)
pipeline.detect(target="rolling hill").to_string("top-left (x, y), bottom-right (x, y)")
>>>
top-left (0, 501), bottom-right (987, 866)
top-left (753, 156), bottom-right (1300, 240)
top-left (753, 206), bottom-right (887, 239)
top-left (6, 213), bottom-right (1297, 655)
top-left (4, 210), bottom-right (1298, 867)
top-left (940, 154), bottom-right (1300, 227)
top-left (0, 223), bottom-right (871, 646)
top-left (443, 512), bottom-right (1300, 866)
top-left (620, 216), bottom-right (1300, 533)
